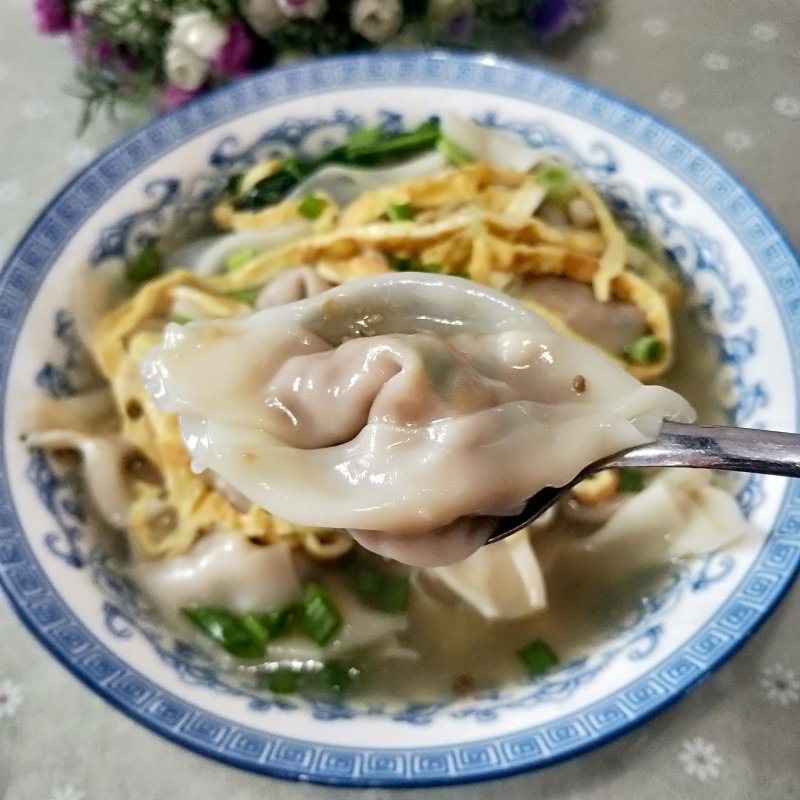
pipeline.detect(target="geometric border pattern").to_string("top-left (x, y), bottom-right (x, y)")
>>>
top-left (1, 53), bottom-right (800, 786)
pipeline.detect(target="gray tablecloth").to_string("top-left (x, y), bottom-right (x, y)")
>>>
top-left (1, 1), bottom-right (799, 798)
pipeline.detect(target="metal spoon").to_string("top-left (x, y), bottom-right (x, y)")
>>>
top-left (485, 420), bottom-right (800, 545)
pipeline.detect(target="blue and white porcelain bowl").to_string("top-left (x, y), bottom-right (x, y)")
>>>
top-left (1, 53), bottom-right (799, 787)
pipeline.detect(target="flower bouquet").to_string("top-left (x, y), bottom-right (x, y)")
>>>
top-left (34, 0), bottom-right (599, 128)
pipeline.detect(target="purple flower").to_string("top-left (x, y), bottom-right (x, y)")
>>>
top-left (160, 84), bottom-right (203, 111)
top-left (70, 16), bottom-right (114, 65)
top-left (210, 19), bottom-right (255, 77)
top-left (526, 0), bottom-right (594, 40)
top-left (34, 0), bottom-right (71, 35)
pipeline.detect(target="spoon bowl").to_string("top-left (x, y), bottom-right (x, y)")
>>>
top-left (486, 421), bottom-right (800, 543)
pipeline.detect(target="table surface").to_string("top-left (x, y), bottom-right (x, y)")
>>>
top-left (1, 1), bottom-right (799, 798)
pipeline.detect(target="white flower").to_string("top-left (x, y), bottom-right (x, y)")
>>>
top-left (170, 11), bottom-right (228, 60)
top-left (164, 44), bottom-right (209, 91)
top-left (350, 0), bottom-right (403, 43)
top-left (657, 86), bottom-right (686, 109)
top-left (679, 737), bottom-right (723, 782)
top-left (0, 677), bottom-right (24, 719)
top-left (164, 11), bottom-right (227, 91)
top-left (723, 129), bottom-right (754, 152)
top-left (239, 0), bottom-right (289, 37)
top-left (760, 664), bottom-right (800, 706)
top-left (277, 0), bottom-right (328, 21)
top-left (702, 52), bottom-right (731, 71)
top-left (590, 46), bottom-right (617, 66)
top-left (641, 18), bottom-right (668, 37)
top-left (773, 95), bottom-right (800, 119)
top-left (48, 787), bottom-right (85, 800)
top-left (751, 21), bottom-right (778, 42)
top-left (0, 180), bottom-right (22, 205)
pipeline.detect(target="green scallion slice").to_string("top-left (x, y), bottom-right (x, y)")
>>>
top-left (228, 287), bottom-right (260, 305)
top-left (125, 244), bottom-right (163, 284)
top-left (301, 582), bottom-right (342, 646)
top-left (436, 136), bottom-right (473, 166)
top-left (256, 604), bottom-right (298, 640)
top-left (625, 334), bottom-right (665, 365)
top-left (181, 606), bottom-right (265, 659)
top-left (535, 163), bottom-right (577, 205)
top-left (385, 253), bottom-right (441, 274)
top-left (315, 659), bottom-right (360, 695)
top-left (223, 247), bottom-right (257, 272)
top-left (170, 314), bottom-right (192, 325)
top-left (386, 202), bottom-right (415, 222)
top-left (353, 565), bottom-right (410, 613)
top-left (517, 639), bottom-right (559, 678)
top-left (268, 668), bottom-right (300, 694)
top-left (618, 467), bottom-right (645, 493)
top-left (298, 194), bottom-right (328, 220)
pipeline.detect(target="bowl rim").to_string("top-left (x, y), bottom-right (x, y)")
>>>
top-left (2, 50), bottom-right (800, 787)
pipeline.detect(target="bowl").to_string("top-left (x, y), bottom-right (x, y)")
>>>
top-left (1, 52), bottom-right (799, 787)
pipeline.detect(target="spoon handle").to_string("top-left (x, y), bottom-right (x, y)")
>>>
top-left (606, 421), bottom-right (800, 477)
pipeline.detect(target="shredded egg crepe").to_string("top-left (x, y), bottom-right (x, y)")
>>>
top-left (82, 155), bottom-right (685, 562)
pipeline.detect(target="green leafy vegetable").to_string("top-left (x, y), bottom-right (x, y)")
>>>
top-left (625, 334), bottom-right (665, 365)
top-left (517, 639), bottom-right (559, 677)
top-left (225, 172), bottom-right (243, 196)
top-left (298, 193), bottom-right (328, 220)
top-left (353, 565), bottom-right (410, 613)
top-left (386, 202), bottom-right (415, 221)
top-left (342, 119), bottom-right (441, 165)
top-left (535, 162), bottom-right (577, 205)
top-left (232, 169), bottom-right (304, 212)
top-left (231, 120), bottom-right (441, 212)
top-left (223, 247), bottom-right (257, 272)
top-left (125, 243), bottom-right (163, 284)
top-left (182, 606), bottom-right (265, 659)
top-left (618, 467), bottom-right (645, 493)
top-left (302, 582), bottom-right (342, 646)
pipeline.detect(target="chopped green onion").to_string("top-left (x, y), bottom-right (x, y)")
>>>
top-left (353, 565), bottom-right (410, 613)
top-left (182, 606), bottom-right (265, 659)
top-left (437, 136), bottom-right (473, 166)
top-left (315, 659), bottom-right (360, 695)
top-left (385, 253), bottom-right (442, 274)
top-left (625, 334), bottom-right (665, 365)
top-left (268, 668), bottom-right (300, 694)
top-left (301, 582), bottom-right (342, 646)
top-left (170, 314), bottom-right (192, 325)
top-left (125, 244), bottom-right (163, 284)
top-left (618, 467), bottom-right (645, 493)
top-left (535, 163), bottom-right (577, 205)
top-left (298, 194), bottom-right (328, 220)
top-left (223, 247), bottom-right (257, 272)
top-left (386, 202), bottom-right (415, 222)
top-left (256, 604), bottom-right (298, 639)
top-left (240, 613), bottom-right (270, 647)
top-left (517, 639), bottom-right (559, 678)
top-left (228, 287), bottom-right (260, 305)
